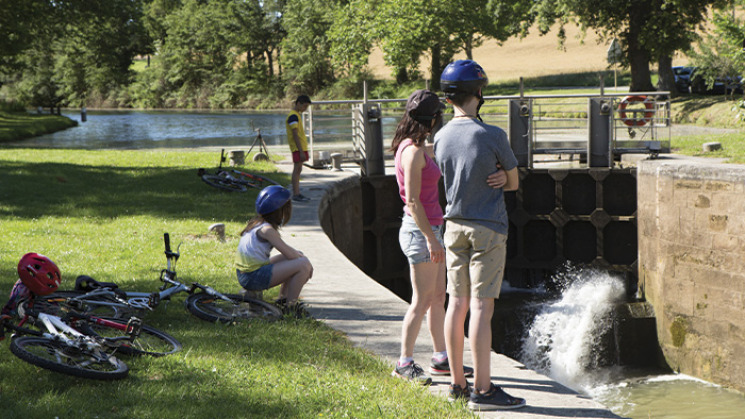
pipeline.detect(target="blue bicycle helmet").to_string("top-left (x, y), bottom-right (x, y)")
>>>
top-left (255, 185), bottom-right (291, 215)
top-left (440, 60), bottom-right (488, 97)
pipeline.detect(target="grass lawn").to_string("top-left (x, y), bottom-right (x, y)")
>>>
top-left (670, 131), bottom-right (745, 163)
top-left (0, 149), bottom-right (471, 418)
top-left (0, 111), bottom-right (78, 143)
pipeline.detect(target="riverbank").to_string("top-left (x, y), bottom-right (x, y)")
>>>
top-left (0, 111), bottom-right (77, 143)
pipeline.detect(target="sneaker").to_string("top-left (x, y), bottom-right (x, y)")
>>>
top-left (391, 361), bottom-right (432, 386)
top-left (278, 301), bottom-right (311, 319)
top-left (447, 382), bottom-right (471, 402)
top-left (292, 194), bottom-right (310, 202)
top-left (468, 383), bottom-right (526, 411)
top-left (430, 357), bottom-right (474, 377)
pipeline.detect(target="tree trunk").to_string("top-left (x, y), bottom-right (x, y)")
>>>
top-left (464, 36), bottom-right (473, 60)
top-left (430, 45), bottom-right (442, 91)
top-left (277, 45), bottom-right (282, 78)
top-left (657, 55), bottom-right (678, 98)
top-left (265, 49), bottom-right (274, 78)
top-left (396, 67), bottom-right (409, 84)
top-left (627, 4), bottom-right (655, 92)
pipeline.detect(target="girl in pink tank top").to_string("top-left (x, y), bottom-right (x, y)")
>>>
top-left (388, 89), bottom-right (454, 384)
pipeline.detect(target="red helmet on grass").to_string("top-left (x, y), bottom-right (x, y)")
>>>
top-left (17, 253), bottom-right (61, 296)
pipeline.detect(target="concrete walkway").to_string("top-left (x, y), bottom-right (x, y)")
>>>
top-left (276, 160), bottom-right (621, 419)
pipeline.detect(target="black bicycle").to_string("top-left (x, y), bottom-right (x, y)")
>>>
top-left (36, 233), bottom-right (283, 324)
top-left (198, 148), bottom-right (280, 192)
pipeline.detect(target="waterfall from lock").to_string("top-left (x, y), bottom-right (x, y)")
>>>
top-left (519, 268), bottom-right (626, 393)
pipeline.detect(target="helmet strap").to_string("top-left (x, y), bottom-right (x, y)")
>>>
top-left (476, 89), bottom-right (484, 122)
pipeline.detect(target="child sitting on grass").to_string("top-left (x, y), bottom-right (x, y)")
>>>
top-left (236, 185), bottom-right (313, 318)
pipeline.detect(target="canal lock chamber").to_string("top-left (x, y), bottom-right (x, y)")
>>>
top-left (319, 167), bottom-right (667, 376)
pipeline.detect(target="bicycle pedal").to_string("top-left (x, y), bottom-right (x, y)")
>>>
top-left (126, 317), bottom-right (143, 337)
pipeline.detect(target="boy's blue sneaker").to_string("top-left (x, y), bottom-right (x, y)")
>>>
top-left (391, 361), bottom-right (432, 386)
top-left (430, 357), bottom-right (474, 377)
top-left (468, 383), bottom-right (526, 411)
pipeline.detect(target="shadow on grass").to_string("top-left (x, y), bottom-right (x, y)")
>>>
top-left (0, 160), bottom-right (289, 222)
top-left (673, 95), bottom-right (727, 114)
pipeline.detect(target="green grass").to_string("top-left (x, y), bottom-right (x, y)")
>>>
top-left (671, 131), bottom-right (745, 163)
top-left (131, 57), bottom-right (156, 73)
top-left (671, 95), bottom-right (745, 128)
top-left (0, 149), bottom-right (472, 419)
top-left (0, 111), bottom-right (78, 143)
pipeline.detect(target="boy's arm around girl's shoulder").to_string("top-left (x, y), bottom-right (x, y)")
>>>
top-left (257, 224), bottom-right (304, 260)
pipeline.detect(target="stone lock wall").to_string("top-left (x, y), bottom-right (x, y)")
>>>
top-left (637, 159), bottom-right (745, 392)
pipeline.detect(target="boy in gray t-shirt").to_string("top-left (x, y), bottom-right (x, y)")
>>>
top-left (434, 59), bottom-right (525, 411)
top-left (435, 119), bottom-right (517, 235)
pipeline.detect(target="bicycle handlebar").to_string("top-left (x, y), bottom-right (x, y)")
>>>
top-left (163, 233), bottom-right (180, 261)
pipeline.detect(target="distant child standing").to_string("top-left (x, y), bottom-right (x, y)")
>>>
top-left (236, 185), bottom-right (313, 316)
top-left (286, 95), bottom-right (312, 202)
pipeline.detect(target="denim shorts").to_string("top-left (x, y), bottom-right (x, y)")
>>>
top-left (237, 265), bottom-right (273, 291)
top-left (398, 215), bottom-right (444, 265)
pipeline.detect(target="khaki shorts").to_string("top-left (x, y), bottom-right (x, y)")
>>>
top-left (444, 219), bottom-right (507, 299)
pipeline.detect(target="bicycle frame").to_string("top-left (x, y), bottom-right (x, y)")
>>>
top-left (60, 233), bottom-right (239, 312)
top-left (2, 311), bottom-right (138, 351)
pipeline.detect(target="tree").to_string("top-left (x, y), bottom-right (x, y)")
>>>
top-left (328, 1), bottom-right (375, 82)
top-left (531, 0), bottom-right (727, 93)
top-left (647, 1), bottom-right (728, 97)
top-left (368, 0), bottom-right (531, 88)
top-left (228, 0), bottom-right (285, 81)
top-left (281, 0), bottom-right (338, 93)
top-left (689, 2), bottom-right (745, 96)
top-left (160, 0), bottom-right (236, 93)
top-left (0, 0), bottom-right (40, 78)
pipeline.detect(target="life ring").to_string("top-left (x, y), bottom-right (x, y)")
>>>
top-left (618, 95), bottom-right (654, 127)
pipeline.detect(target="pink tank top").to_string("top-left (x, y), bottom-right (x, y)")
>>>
top-left (394, 139), bottom-right (444, 226)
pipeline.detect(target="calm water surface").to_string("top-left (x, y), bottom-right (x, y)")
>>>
top-left (18, 110), bottom-right (358, 149)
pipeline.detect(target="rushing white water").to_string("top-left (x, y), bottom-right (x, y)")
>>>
top-left (519, 268), bottom-right (626, 393)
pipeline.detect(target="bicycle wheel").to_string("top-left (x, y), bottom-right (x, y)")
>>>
top-left (9, 336), bottom-right (129, 380)
top-left (33, 291), bottom-right (132, 319)
top-left (201, 174), bottom-right (248, 192)
top-left (185, 293), bottom-right (282, 323)
top-left (80, 318), bottom-right (181, 357)
top-left (230, 171), bottom-right (280, 189)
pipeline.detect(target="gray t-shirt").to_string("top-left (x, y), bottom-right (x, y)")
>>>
top-left (434, 118), bottom-right (518, 234)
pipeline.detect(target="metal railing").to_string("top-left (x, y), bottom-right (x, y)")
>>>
top-left (302, 91), bottom-right (670, 169)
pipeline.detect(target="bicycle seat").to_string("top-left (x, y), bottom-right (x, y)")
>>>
top-left (75, 275), bottom-right (120, 292)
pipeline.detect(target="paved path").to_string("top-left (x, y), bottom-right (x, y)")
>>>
top-left (273, 160), bottom-right (621, 419)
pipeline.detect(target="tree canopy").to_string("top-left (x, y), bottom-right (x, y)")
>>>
top-left (0, 0), bottom-right (742, 108)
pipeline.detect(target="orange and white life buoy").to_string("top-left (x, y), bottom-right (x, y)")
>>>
top-left (617, 95), bottom-right (655, 127)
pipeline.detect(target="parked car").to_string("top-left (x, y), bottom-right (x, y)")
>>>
top-left (688, 67), bottom-right (743, 95)
top-left (672, 66), bottom-right (694, 93)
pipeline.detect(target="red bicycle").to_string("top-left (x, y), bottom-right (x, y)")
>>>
top-left (1, 304), bottom-right (180, 380)
top-left (198, 148), bottom-right (280, 192)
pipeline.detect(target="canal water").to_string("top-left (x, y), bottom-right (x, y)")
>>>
top-left (17, 110), bottom-right (297, 149)
top-left (12, 110), bottom-right (745, 418)
top-left (16, 109), bottom-right (395, 150)
top-left (521, 269), bottom-right (745, 418)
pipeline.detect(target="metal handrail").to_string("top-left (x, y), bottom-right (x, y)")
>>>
top-left (302, 91), bottom-right (670, 168)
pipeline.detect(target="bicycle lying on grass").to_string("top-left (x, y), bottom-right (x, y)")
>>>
top-left (1, 303), bottom-right (181, 380)
top-left (197, 148), bottom-right (280, 192)
top-left (36, 233), bottom-right (283, 323)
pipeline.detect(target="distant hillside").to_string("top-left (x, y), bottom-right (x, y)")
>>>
top-left (368, 24), bottom-right (691, 83)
